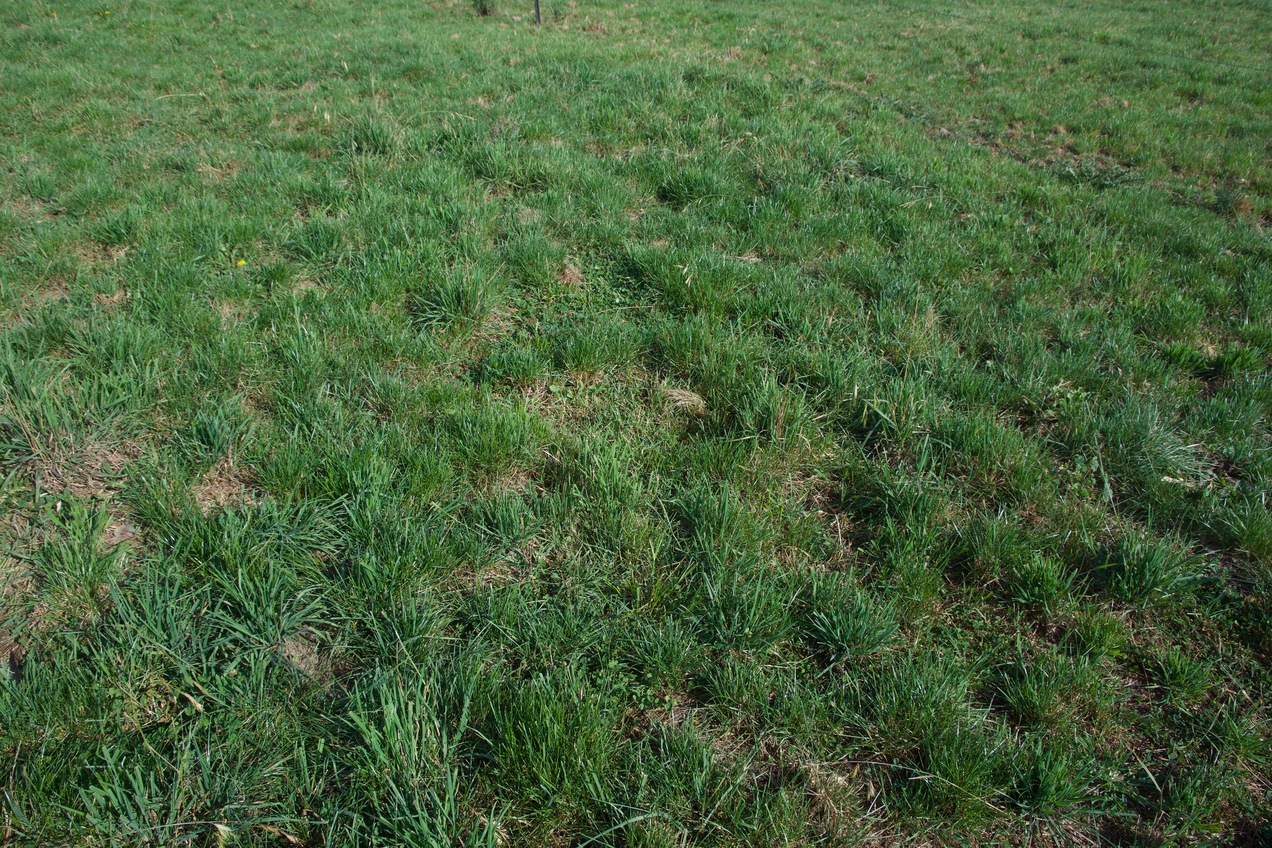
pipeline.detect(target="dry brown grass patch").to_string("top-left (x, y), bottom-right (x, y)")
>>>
top-left (92, 287), bottom-right (130, 309)
top-left (38, 277), bottom-right (72, 305)
top-left (214, 299), bottom-right (251, 326)
top-left (283, 631), bottom-right (330, 681)
top-left (557, 261), bottom-right (585, 289)
top-left (23, 434), bottom-right (141, 501)
top-left (75, 241), bottom-right (127, 269)
top-left (196, 161), bottom-right (240, 181)
top-left (659, 386), bottom-right (706, 415)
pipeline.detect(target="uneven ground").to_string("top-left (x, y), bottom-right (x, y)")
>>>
top-left (1, 0), bottom-right (1270, 844)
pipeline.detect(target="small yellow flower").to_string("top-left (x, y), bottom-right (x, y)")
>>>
top-left (236, 259), bottom-right (246, 266)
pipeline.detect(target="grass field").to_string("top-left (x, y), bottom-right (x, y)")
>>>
top-left (1, 0), bottom-right (1270, 843)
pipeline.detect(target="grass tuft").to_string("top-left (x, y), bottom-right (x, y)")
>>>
top-left (1102, 532), bottom-right (1205, 607)
top-left (411, 264), bottom-right (503, 331)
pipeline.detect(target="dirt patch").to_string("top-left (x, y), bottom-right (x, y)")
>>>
top-left (801, 758), bottom-right (877, 836)
top-left (471, 561), bottom-right (522, 590)
top-left (75, 241), bottom-right (127, 269)
top-left (92, 287), bottom-right (130, 309)
top-left (193, 455), bottom-right (262, 514)
top-left (282, 631), bottom-right (329, 680)
top-left (104, 516), bottom-right (139, 548)
top-left (488, 467), bottom-right (534, 495)
top-left (2, 196), bottom-right (59, 224)
top-left (0, 547), bottom-right (33, 681)
top-left (929, 119), bottom-right (1141, 190)
top-left (293, 278), bottom-right (327, 297)
top-left (641, 690), bottom-right (697, 732)
top-left (817, 511), bottom-right (856, 571)
top-left (38, 278), bottom-right (71, 305)
top-left (1, 440), bottom-right (140, 680)
top-left (24, 435), bottom-right (141, 500)
top-left (0, 629), bottom-right (25, 680)
top-left (519, 378), bottom-right (579, 424)
top-left (214, 299), bottom-right (250, 326)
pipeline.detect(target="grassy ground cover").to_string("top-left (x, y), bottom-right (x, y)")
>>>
top-left (1, 0), bottom-right (1270, 844)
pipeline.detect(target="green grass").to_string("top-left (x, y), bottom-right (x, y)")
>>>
top-left (1, 0), bottom-right (1270, 844)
